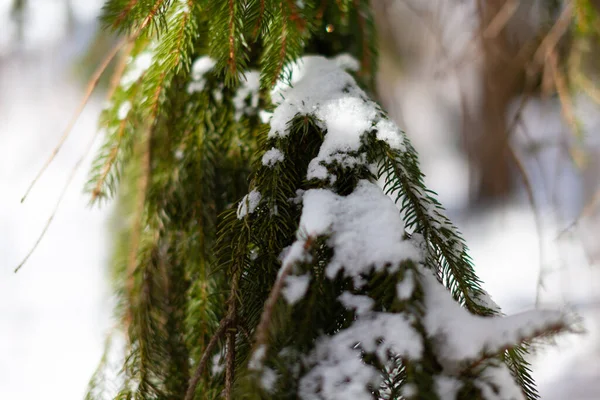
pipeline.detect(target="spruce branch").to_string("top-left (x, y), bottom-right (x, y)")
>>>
top-left (125, 127), bottom-right (152, 329)
top-left (225, 268), bottom-right (241, 400)
top-left (113, 0), bottom-right (139, 29)
top-left (252, 235), bottom-right (315, 368)
top-left (185, 315), bottom-right (232, 400)
top-left (91, 119), bottom-right (127, 202)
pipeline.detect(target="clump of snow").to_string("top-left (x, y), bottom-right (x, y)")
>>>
top-left (282, 274), bottom-right (311, 305)
top-left (420, 267), bottom-right (568, 372)
top-left (233, 71), bottom-right (260, 120)
top-left (261, 367), bottom-right (278, 393)
top-left (187, 56), bottom-right (216, 93)
top-left (435, 376), bottom-right (462, 400)
top-left (338, 292), bottom-right (374, 315)
top-left (267, 55), bottom-right (406, 182)
top-left (237, 189), bottom-right (262, 219)
top-left (211, 351), bottom-right (224, 375)
top-left (396, 269), bottom-right (415, 300)
top-left (262, 148), bottom-right (285, 167)
top-left (478, 364), bottom-right (526, 400)
top-left (298, 180), bottom-right (420, 285)
top-left (401, 383), bottom-right (418, 398)
top-left (117, 101), bottom-right (131, 120)
top-left (121, 51), bottom-right (154, 89)
top-left (249, 345), bottom-right (267, 371)
top-left (299, 312), bottom-right (422, 400)
top-left (375, 119), bottom-right (406, 152)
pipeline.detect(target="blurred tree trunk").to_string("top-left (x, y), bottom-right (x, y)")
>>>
top-left (470, 0), bottom-right (525, 202)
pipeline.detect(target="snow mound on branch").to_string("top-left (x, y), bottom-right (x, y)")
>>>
top-left (121, 50), bottom-right (154, 89)
top-left (187, 56), bottom-right (216, 93)
top-left (268, 55), bottom-right (405, 182)
top-left (262, 147), bottom-right (285, 167)
top-left (233, 71), bottom-right (260, 120)
top-left (421, 268), bottom-right (569, 373)
top-left (237, 189), bottom-right (262, 219)
top-left (298, 180), bottom-right (420, 284)
top-left (299, 312), bottom-right (422, 400)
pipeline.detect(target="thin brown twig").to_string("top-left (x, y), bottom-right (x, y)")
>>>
top-left (463, 319), bottom-right (571, 373)
top-left (125, 126), bottom-right (153, 326)
top-left (14, 118), bottom-right (102, 273)
top-left (353, 0), bottom-right (371, 78)
top-left (252, 0), bottom-right (266, 37)
top-left (558, 187), bottom-right (600, 238)
top-left (271, 2), bottom-right (288, 87)
top-left (287, 0), bottom-right (306, 32)
top-left (227, 0), bottom-right (237, 75)
top-left (252, 238), bottom-right (313, 365)
top-left (507, 145), bottom-right (546, 307)
top-left (184, 316), bottom-right (233, 400)
top-left (482, 0), bottom-right (519, 39)
top-left (14, 38), bottom-right (133, 273)
top-left (20, 36), bottom-right (128, 204)
top-left (532, 2), bottom-right (573, 67)
top-left (548, 49), bottom-right (579, 136)
top-left (114, 0), bottom-right (139, 28)
top-left (224, 286), bottom-right (238, 400)
top-left (91, 119), bottom-right (127, 201)
top-left (20, 0), bottom-right (165, 205)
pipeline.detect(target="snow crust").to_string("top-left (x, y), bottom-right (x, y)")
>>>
top-left (237, 189), bottom-right (262, 219)
top-left (298, 180), bottom-right (420, 284)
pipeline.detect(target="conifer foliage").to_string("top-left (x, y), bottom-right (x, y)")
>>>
top-left (85, 1), bottom-right (572, 399)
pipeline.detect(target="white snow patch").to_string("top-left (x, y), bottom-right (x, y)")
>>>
top-left (396, 269), bottom-right (415, 300)
top-left (261, 367), bottom-right (278, 392)
top-left (237, 189), bottom-right (262, 219)
top-left (117, 101), bottom-right (131, 120)
top-left (262, 148), bottom-right (285, 167)
top-left (249, 345), bottom-right (267, 371)
top-left (298, 180), bottom-right (420, 284)
top-left (233, 70), bottom-right (260, 120)
top-left (478, 364), bottom-right (526, 400)
top-left (375, 118), bottom-right (405, 152)
top-left (121, 51), bottom-right (154, 89)
top-left (338, 292), bottom-right (374, 315)
top-left (267, 55), bottom-right (405, 182)
top-left (211, 352), bottom-right (224, 375)
top-left (299, 312), bottom-right (422, 400)
top-left (435, 376), bottom-right (462, 400)
top-left (420, 268), bottom-right (568, 372)
top-left (187, 56), bottom-right (216, 93)
top-left (282, 274), bottom-right (311, 305)
top-left (401, 383), bottom-right (418, 398)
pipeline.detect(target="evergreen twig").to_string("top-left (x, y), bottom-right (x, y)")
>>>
top-left (184, 316), bottom-right (233, 400)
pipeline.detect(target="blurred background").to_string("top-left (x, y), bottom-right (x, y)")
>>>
top-left (0, 0), bottom-right (599, 399)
